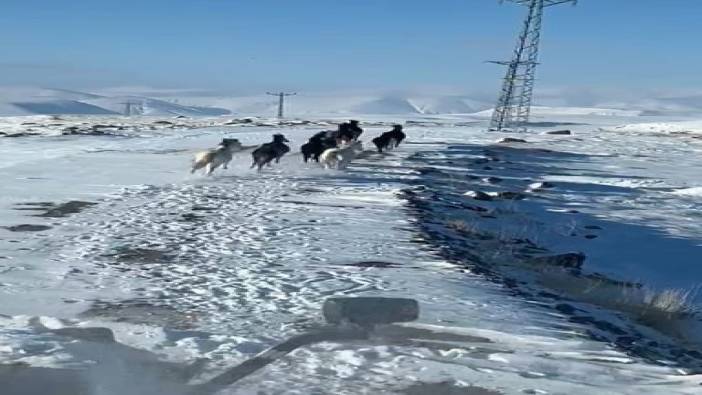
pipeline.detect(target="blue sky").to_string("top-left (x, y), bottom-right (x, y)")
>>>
top-left (1, 0), bottom-right (701, 95)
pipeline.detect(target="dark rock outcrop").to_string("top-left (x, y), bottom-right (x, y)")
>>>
top-left (547, 129), bottom-right (572, 135)
top-left (2, 224), bottom-right (52, 232)
top-left (528, 252), bottom-right (586, 270)
top-left (464, 190), bottom-right (493, 201)
top-left (495, 191), bottom-right (527, 200)
top-left (497, 137), bottom-right (528, 144)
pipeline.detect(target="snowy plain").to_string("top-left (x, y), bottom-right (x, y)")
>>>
top-left (1, 104), bottom-right (702, 394)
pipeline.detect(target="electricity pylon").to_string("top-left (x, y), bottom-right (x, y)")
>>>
top-left (266, 92), bottom-right (296, 119)
top-left (489, 0), bottom-right (576, 132)
top-left (120, 100), bottom-right (143, 116)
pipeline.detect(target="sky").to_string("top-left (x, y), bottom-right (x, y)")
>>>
top-left (1, 0), bottom-right (701, 98)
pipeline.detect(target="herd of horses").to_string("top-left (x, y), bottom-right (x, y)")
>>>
top-left (192, 120), bottom-right (407, 174)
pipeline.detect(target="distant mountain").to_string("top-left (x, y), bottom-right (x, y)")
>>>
top-left (8, 86), bottom-right (695, 118)
top-left (12, 100), bottom-right (118, 115)
top-left (0, 87), bottom-right (232, 116)
top-left (82, 96), bottom-right (231, 116)
top-left (40, 88), bottom-right (105, 100)
top-left (169, 94), bottom-right (493, 117)
top-left (351, 97), bottom-right (420, 114)
top-left (410, 96), bottom-right (481, 114)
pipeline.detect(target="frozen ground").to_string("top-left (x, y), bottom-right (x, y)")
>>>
top-left (1, 110), bottom-right (702, 394)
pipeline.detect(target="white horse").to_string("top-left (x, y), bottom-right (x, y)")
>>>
top-left (319, 140), bottom-right (363, 170)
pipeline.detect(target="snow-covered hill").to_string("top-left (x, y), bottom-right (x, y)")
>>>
top-left (0, 88), bottom-right (490, 117)
top-left (175, 93), bottom-right (491, 116)
top-left (0, 87), bottom-right (231, 117)
top-left (7, 86), bottom-right (702, 119)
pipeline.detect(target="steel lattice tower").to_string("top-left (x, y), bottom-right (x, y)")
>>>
top-left (267, 92), bottom-right (297, 119)
top-left (489, 0), bottom-right (576, 132)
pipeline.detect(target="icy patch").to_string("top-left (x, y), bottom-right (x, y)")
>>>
top-left (672, 187), bottom-right (702, 197)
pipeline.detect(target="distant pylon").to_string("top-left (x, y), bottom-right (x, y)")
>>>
top-left (120, 100), bottom-right (143, 116)
top-left (489, 0), bottom-right (576, 132)
top-left (266, 92), bottom-right (296, 118)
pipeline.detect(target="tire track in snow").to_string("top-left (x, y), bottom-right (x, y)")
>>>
top-left (54, 172), bottom-right (402, 335)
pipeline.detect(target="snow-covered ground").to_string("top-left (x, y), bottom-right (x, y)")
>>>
top-left (1, 109), bottom-right (702, 394)
top-left (600, 120), bottom-right (702, 136)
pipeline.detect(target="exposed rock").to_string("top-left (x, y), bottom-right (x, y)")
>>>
top-left (102, 247), bottom-right (173, 263)
top-left (547, 129), bottom-right (572, 135)
top-left (497, 137), bottom-right (528, 144)
top-left (418, 167), bottom-right (444, 176)
top-left (584, 225), bottom-right (602, 230)
top-left (582, 272), bottom-right (642, 288)
top-left (538, 290), bottom-right (560, 298)
top-left (464, 190), bottom-right (493, 201)
top-left (483, 176), bottom-right (503, 184)
top-left (51, 327), bottom-right (116, 343)
top-left (180, 213), bottom-right (203, 222)
top-left (555, 303), bottom-right (577, 315)
top-left (585, 234), bottom-right (598, 239)
top-left (400, 381), bottom-right (503, 395)
top-left (528, 252), bottom-right (586, 270)
top-left (1, 132), bottom-right (37, 138)
top-left (528, 181), bottom-right (556, 191)
top-left (461, 203), bottom-right (488, 212)
top-left (152, 120), bottom-right (174, 125)
top-left (225, 118), bottom-right (255, 125)
top-left (35, 201), bottom-right (97, 218)
top-left (15, 202), bottom-right (54, 208)
top-left (80, 300), bottom-right (197, 329)
top-left (3, 224), bottom-right (52, 232)
top-left (61, 126), bottom-right (82, 134)
top-left (494, 191), bottom-right (526, 200)
top-left (60, 124), bottom-right (124, 136)
top-left (570, 315), bottom-right (627, 336)
top-left (191, 206), bottom-right (217, 211)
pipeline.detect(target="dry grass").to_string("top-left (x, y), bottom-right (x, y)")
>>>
top-left (445, 220), bottom-right (492, 239)
top-left (536, 269), bottom-right (700, 340)
top-left (446, 219), bottom-right (470, 232)
top-left (441, 211), bottom-right (701, 343)
top-left (645, 288), bottom-right (693, 313)
top-left (632, 286), bottom-right (699, 318)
